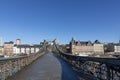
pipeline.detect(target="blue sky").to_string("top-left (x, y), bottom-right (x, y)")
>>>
top-left (0, 0), bottom-right (120, 44)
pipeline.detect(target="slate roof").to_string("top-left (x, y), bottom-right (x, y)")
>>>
top-left (76, 41), bottom-right (93, 46)
top-left (14, 44), bottom-right (41, 48)
top-left (4, 41), bottom-right (14, 44)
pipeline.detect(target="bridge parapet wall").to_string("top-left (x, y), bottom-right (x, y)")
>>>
top-left (53, 42), bottom-right (120, 80)
top-left (0, 51), bottom-right (45, 80)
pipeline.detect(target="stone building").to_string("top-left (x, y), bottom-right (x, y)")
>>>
top-left (4, 41), bottom-right (14, 56)
top-left (93, 40), bottom-right (104, 53)
top-left (70, 38), bottom-right (104, 55)
top-left (0, 46), bottom-right (3, 54)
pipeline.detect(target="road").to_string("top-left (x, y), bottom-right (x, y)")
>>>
top-left (7, 52), bottom-right (82, 80)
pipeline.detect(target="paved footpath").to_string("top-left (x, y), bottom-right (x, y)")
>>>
top-left (7, 52), bottom-right (82, 80)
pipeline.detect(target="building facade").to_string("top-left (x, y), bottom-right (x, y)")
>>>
top-left (114, 45), bottom-right (120, 53)
top-left (13, 44), bottom-right (41, 55)
top-left (70, 38), bottom-right (104, 55)
top-left (3, 39), bottom-right (42, 56)
top-left (16, 39), bottom-right (21, 45)
top-left (4, 41), bottom-right (14, 56)
top-left (93, 40), bottom-right (104, 53)
top-left (0, 38), bottom-right (2, 46)
top-left (0, 46), bottom-right (3, 54)
top-left (93, 44), bottom-right (104, 53)
top-left (114, 41), bottom-right (120, 53)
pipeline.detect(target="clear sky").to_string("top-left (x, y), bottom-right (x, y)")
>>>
top-left (0, 0), bottom-right (120, 44)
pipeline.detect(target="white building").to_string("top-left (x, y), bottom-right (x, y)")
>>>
top-left (13, 44), bottom-right (41, 55)
top-left (13, 46), bottom-right (20, 54)
top-left (3, 39), bottom-right (42, 56)
top-left (114, 45), bottom-right (120, 53)
top-left (35, 48), bottom-right (40, 53)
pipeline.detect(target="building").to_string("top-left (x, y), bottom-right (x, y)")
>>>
top-left (114, 41), bottom-right (120, 53)
top-left (70, 38), bottom-right (104, 55)
top-left (4, 41), bottom-right (14, 56)
top-left (13, 39), bottom-right (41, 55)
top-left (70, 38), bottom-right (94, 55)
top-left (114, 45), bottom-right (120, 53)
top-left (16, 39), bottom-right (21, 45)
top-left (13, 44), bottom-right (41, 55)
top-left (0, 46), bottom-right (3, 54)
top-left (3, 39), bottom-right (42, 56)
top-left (104, 43), bottom-right (114, 52)
top-left (93, 40), bottom-right (104, 53)
top-left (0, 38), bottom-right (2, 46)
top-left (114, 40), bottom-right (120, 53)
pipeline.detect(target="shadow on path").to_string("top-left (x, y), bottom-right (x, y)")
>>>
top-left (53, 53), bottom-right (82, 80)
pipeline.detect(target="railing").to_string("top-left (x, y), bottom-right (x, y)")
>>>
top-left (0, 45), bottom-right (46, 80)
top-left (53, 41), bottom-right (120, 80)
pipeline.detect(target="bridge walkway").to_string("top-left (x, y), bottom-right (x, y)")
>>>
top-left (7, 52), bottom-right (82, 80)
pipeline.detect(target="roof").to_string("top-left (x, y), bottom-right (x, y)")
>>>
top-left (76, 41), bottom-right (92, 46)
top-left (94, 40), bottom-right (101, 44)
top-left (16, 39), bottom-right (21, 40)
top-left (4, 41), bottom-right (14, 44)
top-left (14, 44), bottom-right (41, 48)
top-left (114, 43), bottom-right (120, 46)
